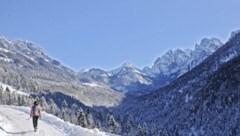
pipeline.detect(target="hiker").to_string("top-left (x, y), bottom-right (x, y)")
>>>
top-left (30, 100), bottom-right (42, 132)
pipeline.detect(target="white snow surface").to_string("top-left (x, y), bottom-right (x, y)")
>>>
top-left (0, 105), bottom-right (117, 136)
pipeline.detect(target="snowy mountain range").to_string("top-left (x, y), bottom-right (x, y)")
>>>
top-left (78, 37), bottom-right (223, 95)
top-left (0, 33), bottom-right (225, 97)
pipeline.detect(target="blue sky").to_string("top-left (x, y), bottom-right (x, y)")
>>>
top-left (0, 0), bottom-right (240, 71)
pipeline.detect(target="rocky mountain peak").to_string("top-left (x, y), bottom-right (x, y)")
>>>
top-left (110, 62), bottom-right (140, 76)
top-left (230, 29), bottom-right (240, 39)
top-left (121, 62), bottom-right (135, 68)
top-left (196, 38), bottom-right (223, 52)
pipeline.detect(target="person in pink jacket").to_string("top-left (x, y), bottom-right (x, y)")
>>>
top-left (30, 100), bottom-right (42, 132)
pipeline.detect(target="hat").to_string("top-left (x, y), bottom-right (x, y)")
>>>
top-left (34, 100), bottom-right (39, 105)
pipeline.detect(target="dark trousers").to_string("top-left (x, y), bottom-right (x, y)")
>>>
top-left (32, 116), bottom-right (39, 129)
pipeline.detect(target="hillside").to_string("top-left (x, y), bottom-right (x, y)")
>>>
top-left (0, 36), bottom-right (124, 107)
top-left (112, 31), bottom-right (240, 135)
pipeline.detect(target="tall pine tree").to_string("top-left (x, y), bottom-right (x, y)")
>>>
top-left (49, 98), bottom-right (58, 115)
top-left (86, 109), bottom-right (95, 129)
top-left (0, 85), bottom-right (3, 104)
top-left (142, 122), bottom-right (148, 136)
top-left (126, 116), bottom-right (134, 135)
top-left (40, 96), bottom-right (49, 112)
top-left (61, 100), bottom-right (68, 120)
top-left (136, 124), bottom-right (143, 136)
top-left (77, 107), bottom-right (87, 128)
top-left (108, 115), bottom-right (116, 133)
top-left (5, 87), bottom-right (12, 105)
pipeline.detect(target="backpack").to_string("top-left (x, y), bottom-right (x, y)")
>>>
top-left (32, 105), bottom-right (40, 116)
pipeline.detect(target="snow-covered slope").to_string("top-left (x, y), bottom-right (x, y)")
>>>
top-left (0, 105), bottom-right (117, 136)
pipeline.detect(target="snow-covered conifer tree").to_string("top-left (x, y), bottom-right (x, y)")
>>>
top-left (77, 107), bottom-right (87, 128)
top-left (108, 114), bottom-right (116, 133)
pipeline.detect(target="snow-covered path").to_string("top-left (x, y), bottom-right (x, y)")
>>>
top-left (0, 106), bottom-right (66, 136)
top-left (0, 105), bottom-right (117, 136)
